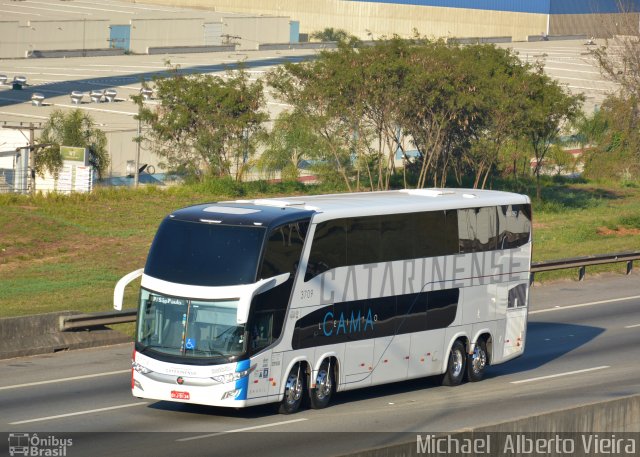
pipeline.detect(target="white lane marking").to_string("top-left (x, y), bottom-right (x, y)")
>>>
top-left (0, 110), bottom-right (49, 120)
top-left (74, 0), bottom-right (179, 12)
top-left (176, 418), bottom-right (309, 442)
top-left (10, 3), bottom-right (91, 15)
top-left (624, 323), bottom-right (640, 329)
top-left (511, 366), bottom-right (610, 384)
top-left (0, 70), bottom-right (101, 78)
top-left (529, 295), bottom-right (640, 315)
top-left (544, 66), bottom-right (600, 74)
top-left (84, 64), bottom-right (167, 70)
top-left (0, 9), bottom-right (40, 15)
top-left (0, 369), bottom-right (130, 391)
top-left (9, 402), bottom-right (147, 425)
top-left (544, 61), bottom-right (596, 67)
top-left (12, 66), bottom-right (134, 74)
top-left (553, 76), bottom-right (610, 83)
top-left (28, 0), bottom-right (136, 14)
top-left (25, 0), bottom-right (133, 14)
top-left (566, 85), bottom-right (612, 92)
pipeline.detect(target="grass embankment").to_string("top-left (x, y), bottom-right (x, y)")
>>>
top-left (0, 180), bottom-right (639, 318)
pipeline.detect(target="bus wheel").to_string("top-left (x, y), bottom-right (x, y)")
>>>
top-left (279, 364), bottom-right (305, 414)
top-left (309, 359), bottom-right (333, 409)
top-left (442, 341), bottom-right (466, 386)
top-left (467, 339), bottom-right (488, 382)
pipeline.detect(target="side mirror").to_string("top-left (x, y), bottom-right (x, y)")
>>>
top-left (114, 268), bottom-right (144, 310)
top-left (236, 273), bottom-right (290, 324)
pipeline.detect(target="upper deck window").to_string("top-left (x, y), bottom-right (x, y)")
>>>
top-left (145, 219), bottom-right (266, 286)
top-left (305, 210), bottom-right (459, 281)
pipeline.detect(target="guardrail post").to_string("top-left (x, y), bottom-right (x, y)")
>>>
top-left (627, 260), bottom-right (633, 275)
top-left (578, 266), bottom-right (586, 281)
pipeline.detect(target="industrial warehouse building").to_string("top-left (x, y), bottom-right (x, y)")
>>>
top-left (136, 0), bottom-right (640, 42)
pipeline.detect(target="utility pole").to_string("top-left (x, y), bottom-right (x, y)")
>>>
top-left (134, 114), bottom-right (141, 188)
top-left (29, 123), bottom-right (35, 194)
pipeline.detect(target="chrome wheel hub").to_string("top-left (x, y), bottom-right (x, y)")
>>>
top-left (284, 372), bottom-right (302, 405)
top-left (472, 346), bottom-right (486, 374)
top-left (451, 349), bottom-right (463, 378)
top-left (315, 370), bottom-right (331, 400)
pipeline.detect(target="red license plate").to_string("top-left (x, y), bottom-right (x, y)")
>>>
top-left (171, 390), bottom-right (190, 400)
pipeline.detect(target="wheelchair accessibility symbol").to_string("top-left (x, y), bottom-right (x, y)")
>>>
top-left (185, 338), bottom-right (195, 350)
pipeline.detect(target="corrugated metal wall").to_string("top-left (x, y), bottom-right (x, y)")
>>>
top-left (345, 0), bottom-right (550, 14)
top-left (550, 0), bottom-right (640, 14)
top-left (130, 0), bottom-right (638, 41)
top-left (346, 0), bottom-right (640, 14)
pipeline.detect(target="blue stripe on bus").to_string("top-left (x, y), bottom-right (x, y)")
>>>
top-left (235, 359), bottom-right (251, 401)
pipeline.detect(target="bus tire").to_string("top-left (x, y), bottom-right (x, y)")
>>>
top-left (441, 340), bottom-right (466, 386)
top-left (309, 359), bottom-right (334, 409)
top-left (278, 364), bottom-right (305, 414)
top-left (467, 339), bottom-right (488, 382)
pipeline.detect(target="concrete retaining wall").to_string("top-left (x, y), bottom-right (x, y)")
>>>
top-left (341, 395), bottom-right (640, 456)
top-left (0, 312), bottom-right (130, 360)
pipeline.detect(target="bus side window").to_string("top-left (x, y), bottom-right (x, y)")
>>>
top-left (458, 207), bottom-right (498, 253)
top-left (252, 221), bottom-right (309, 354)
top-left (347, 216), bottom-right (381, 266)
top-left (305, 220), bottom-right (347, 281)
top-left (499, 204), bottom-right (531, 249)
top-left (260, 221), bottom-right (309, 280)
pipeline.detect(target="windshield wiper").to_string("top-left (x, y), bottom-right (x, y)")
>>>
top-left (187, 348), bottom-right (227, 357)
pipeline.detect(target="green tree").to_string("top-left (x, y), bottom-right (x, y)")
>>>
top-left (37, 109), bottom-right (109, 179)
top-left (134, 67), bottom-right (267, 181)
top-left (461, 45), bottom-right (534, 189)
top-left (357, 38), bottom-right (411, 189)
top-left (517, 68), bottom-right (583, 199)
top-left (267, 44), bottom-right (365, 191)
top-left (310, 28), bottom-right (359, 45)
top-left (400, 40), bottom-right (489, 188)
top-left (257, 112), bottom-right (325, 181)
top-left (577, 95), bottom-right (640, 180)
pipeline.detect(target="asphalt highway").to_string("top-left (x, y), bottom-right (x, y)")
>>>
top-left (1, 273), bottom-right (639, 456)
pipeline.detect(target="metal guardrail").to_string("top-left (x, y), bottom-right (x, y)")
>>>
top-left (60, 251), bottom-right (639, 331)
top-left (60, 308), bottom-right (137, 331)
top-left (530, 251), bottom-right (639, 281)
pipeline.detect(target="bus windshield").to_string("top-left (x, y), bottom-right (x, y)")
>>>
top-left (137, 289), bottom-right (246, 358)
top-left (144, 219), bottom-right (266, 286)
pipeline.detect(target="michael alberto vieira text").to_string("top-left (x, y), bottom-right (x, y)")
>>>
top-left (416, 434), bottom-right (637, 455)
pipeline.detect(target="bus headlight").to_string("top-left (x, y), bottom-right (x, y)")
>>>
top-left (132, 361), bottom-right (152, 374)
top-left (212, 365), bottom-right (255, 384)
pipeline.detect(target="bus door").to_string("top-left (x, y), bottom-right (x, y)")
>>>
top-left (503, 283), bottom-right (528, 358)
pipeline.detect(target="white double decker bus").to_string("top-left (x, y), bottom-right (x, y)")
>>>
top-left (114, 189), bottom-right (531, 414)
